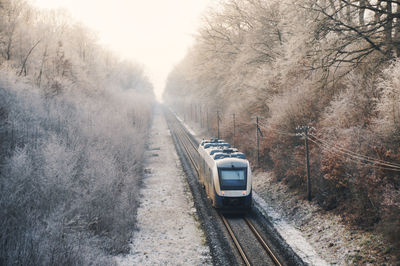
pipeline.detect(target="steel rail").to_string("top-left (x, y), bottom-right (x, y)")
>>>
top-left (176, 122), bottom-right (198, 153)
top-left (180, 134), bottom-right (199, 174)
top-left (220, 214), bottom-right (251, 266)
top-left (169, 112), bottom-right (199, 152)
top-left (244, 217), bottom-right (282, 266)
top-left (167, 113), bottom-right (199, 174)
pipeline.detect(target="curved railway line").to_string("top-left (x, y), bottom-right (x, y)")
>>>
top-left (165, 108), bottom-right (284, 266)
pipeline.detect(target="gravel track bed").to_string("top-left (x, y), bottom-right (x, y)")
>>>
top-left (225, 216), bottom-right (275, 265)
top-left (165, 109), bottom-right (241, 265)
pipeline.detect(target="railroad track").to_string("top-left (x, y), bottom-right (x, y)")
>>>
top-left (165, 108), bottom-right (283, 266)
top-left (220, 214), bottom-right (282, 266)
top-left (167, 113), bottom-right (199, 174)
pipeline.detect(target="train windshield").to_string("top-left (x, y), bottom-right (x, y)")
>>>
top-left (218, 168), bottom-right (247, 190)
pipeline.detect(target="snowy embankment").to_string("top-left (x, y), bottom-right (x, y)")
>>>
top-left (252, 193), bottom-right (328, 265)
top-left (116, 109), bottom-right (211, 265)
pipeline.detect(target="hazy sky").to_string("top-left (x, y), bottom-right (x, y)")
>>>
top-left (32, 0), bottom-right (213, 100)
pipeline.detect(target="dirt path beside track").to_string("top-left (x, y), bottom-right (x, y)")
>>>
top-left (117, 108), bottom-right (211, 265)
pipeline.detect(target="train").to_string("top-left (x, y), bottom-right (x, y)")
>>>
top-left (197, 138), bottom-right (252, 212)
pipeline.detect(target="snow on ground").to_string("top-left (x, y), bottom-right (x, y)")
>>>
top-left (116, 109), bottom-right (211, 265)
top-left (253, 192), bottom-right (328, 265)
top-left (253, 172), bottom-right (389, 265)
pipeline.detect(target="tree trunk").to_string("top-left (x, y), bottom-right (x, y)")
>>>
top-left (6, 33), bottom-right (13, 60)
top-left (394, 3), bottom-right (400, 57)
top-left (346, 3), bottom-right (351, 24)
top-left (359, 0), bottom-right (366, 29)
top-left (384, 1), bottom-right (393, 57)
top-left (329, 0), bottom-right (337, 18)
top-left (37, 45), bottom-right (48, 87)
top-left (18, 39), bottom-right (41, 76)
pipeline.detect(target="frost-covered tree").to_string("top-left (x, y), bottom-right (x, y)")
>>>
top-left (307, 0), bottom-right (400, 72)
top-left (164, 0), bottom-right (400, 260)
top-left (0, 0), bottom-right (154, 264)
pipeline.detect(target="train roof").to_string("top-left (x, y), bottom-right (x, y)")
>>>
top-left (200, 138), bottom-right (226, 146)
top-left (203, 143), bottom-right (230, 149)
top-left (215, 156), bottom-right (248, 168)
top-left (199, 139), bottom-right (248, 164)
top-left (213, 152), bottom-right (246, 160)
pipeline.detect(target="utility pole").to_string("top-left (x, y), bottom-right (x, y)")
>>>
top-left (200, 105), bottom-right (203, 128)
top-left (206, 108), bottom-right (209, 134)
top-left (193, 104), bottom-right (195, 122)
top-left (195, 104), bottom-right (197, 123)
top-left (217, 110), bottom-right (220, 139)
top-left (233, 113), bottom-right (236, 147)
top-left (194, 104), bottom-right (196, 122)
top-left (256, 116), bottom-right (263, 167)
top-left (305, 127), bottom-right (311, 201)
top-left (183, 103), bottom-right (186, 122)
top-left (195, 104), bottom-right (198, 123)
top-left (296, 125), bottom-right (314, 201)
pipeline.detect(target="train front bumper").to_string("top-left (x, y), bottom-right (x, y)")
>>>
top-left (214, 191), bottom-right (252, 212)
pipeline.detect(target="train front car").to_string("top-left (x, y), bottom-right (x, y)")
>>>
top-left (213, 156), bottom-right (252, 212)
top-left (198, 139), bottom-right (252, 213)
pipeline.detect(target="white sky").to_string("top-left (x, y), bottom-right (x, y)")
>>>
top-left (31, 0), bottom-right (213, 100)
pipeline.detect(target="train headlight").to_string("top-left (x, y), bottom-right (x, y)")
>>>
top-left (242, 191), bottom-right (246, 195)
top-left (221, 191), bottom-right (225, 196)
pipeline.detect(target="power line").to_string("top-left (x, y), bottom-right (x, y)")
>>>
top-left (308, 137), bottom-right (400, 172)
top-left (190, 106), bottom-right (400, 172)
top-left (311, 135), bottom-right (400, 168)
top-left (310, 135), bottom-right (400, 170)
top-left (257, 119), bottom-right (400, 170)
top-left (257, 121), bottom-right (297, 137)
top-left (309, 137), bottom-right (400, 172)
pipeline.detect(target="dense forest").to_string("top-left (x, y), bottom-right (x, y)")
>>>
top-left (0, 0), bottom-right (154, 264)
top-left (163, 0), bottom-right (400, 258)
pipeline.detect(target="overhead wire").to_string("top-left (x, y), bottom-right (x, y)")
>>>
top-left (210, 111), bottom-right (400, 171)
top-left (257, 119), bottom-right (400, 171)
top-left (308, 137), bottom-right (400, 172)
top-left (310, 135), bottom-right (400, 170)
top-left (308, 136), bottom-right (400, 172)
top-left (257, 121), bottom-right (297, 137)
top-left (311, 134), bottom-right (400, 168)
